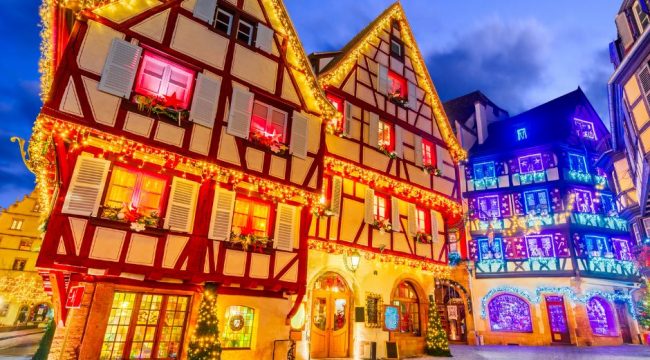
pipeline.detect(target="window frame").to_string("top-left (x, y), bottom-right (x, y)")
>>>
top-left (214, 7), bottom-right (234, 35)
top-left (488, 293), bottom-right (533, 333)
top-left (611, 238), bottom-right (632, 260)
top-left (377, 119), bottom-right (394, 151)
top-left (473, 161), bottom-right (496, 180)
top-left (18, 239), bottom-right (33, 251)
top-left (236, 19), bottom-right (255, 45)
top-left (387, 70), bottom-right (407, 98)
top-left (373, 193), bottom-right (389, 221)
top-left (525, 234), bottom-right (555, 258)
top-left (600, 194), bottom-right (616, 215)
top-left (250, 100), bottom-right (289, 144)
top-left (133, 51), bottom-right (196, 110)
top-left (568, 153), bottom-right (588, 173)
top-left (585, 235), bottom-right (609, 257)
top-left (391, 281), bottom-right (421, 336)
top-left (222, 305), bottom-right (256, 349)
top-left (633, 1), bottom-right (650, 32)
top-left (477, 237), bottom-right (504, 261)
top-left (10, 219), bottom-right (24, 231)
top-left (518, 153), bottom-right (544, 174)
top-left (102, 166), bottom-right (169, 220)
top-left (12, 258), bottom-right (27, 271)
top-left (415, 207), bottom-right (430, 233)
top-left (231, 195), bottom-right (274, 238)
top-left (477, 195), bottom-right (500, 219)
top-left (574, 118), bottom-right (598, 140)
top-left (523, 189), bottom-right (550, 215)
top-left (422, 139), bottom-right (435, 166)
top-left (389, 36), bottom-right (404, 60)
top-left (574, 189), bottom-right (595, 214)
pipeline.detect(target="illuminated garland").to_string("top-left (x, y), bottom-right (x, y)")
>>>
top-left (317, 3), bottom-right (466, 162)
top-left (325, 157), bottom-right (462, 219)
top-left (308, 239), bottom-right (451, 278)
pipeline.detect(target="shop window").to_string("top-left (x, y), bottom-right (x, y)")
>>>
top-left (569, 153), bottom-right (588, 173)
top-left (477, 238), bottom-right (503, 261)
top-left (574, 119), bottom-right (597, 140)
top-left (518, 154), bottom-right (544, 174)
top-left (477, 195), bottom-right (499, 219)
top-left (387, 71), bottom-right (407, 98)
top-left (215, 8), bottom-right (234, 35)
top-left (587, 297), bottom-right (617, 336)
top-left (237, 20), bottom-right (254, 45)
top-left (377, 120), bottom-right (393, 151)
top-left (100, 292), bottom-right (189, 359)
top-left (488, 293), bottom-right (533, 332)
top-left (373, 194), bottom-right (388, 221)
top-left (392, 282), bottom-right (420, 336)
top-left (422, 139), bottom-right (435, 166)
top-left (10, 219), bottom-right (24, 231)
top-left (222, 306), bottom-right (255, 349)
top-left (524, 189), bottom-right (549, 215)
top-left (134, 52), bottom-right (195, 109)
top-left (250, 101), bottom-right (288, 143)
top-left (415, 208), bottom-right (430, 233)
top-left (12, 258), bottom-right (26, 271)
top-left (103, 167), bottom-right (166, 222)
top-left (575, 189), bottom-right (594, 213)
top-left (612, 238), bottom-right (632, 261)
top-left (232, 197), bottom-right (271, 237)
top-left (525, 235), bottom-right (555, 258)
top-left (473, 162), bottom-right (496, 180)
top-left (585, 235), bottom-right (609, 257)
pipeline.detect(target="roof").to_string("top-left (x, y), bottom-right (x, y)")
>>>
top-left (443, 90), bottom-right (509, 124)
top-left (470, 88), bottom-right (608, 156)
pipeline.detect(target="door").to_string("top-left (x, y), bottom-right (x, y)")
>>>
top-left (615, 302), bottom-right (633, 344)
top-left (545, 296), bottom-right (571, 344)
top-left (310, 273), bottom-right (350, 358)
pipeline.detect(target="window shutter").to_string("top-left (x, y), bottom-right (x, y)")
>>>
top-left (190, 73), bottom-right (221, 128)
top-left (255, 23), bottom-right (274, 54)
top-left (368, 112), bottom-right (379, 148)
top-left (378, 65), bottom-right (388, 94)
top-left (408, 81), bottom-right (417, 109)
top-left (208, 188), bottom-right (236, 241)
top-left (98, 39), bottom-right (142, 98)
top-left (193, 0), bottom-right (217, 25)
top-left (227, 87), bottom-right (253, 138)
top-left (615, 12), bottom-right (634, 50)
top-left (343, 101), bottom-right (353, 137)
top-left (391, 197), bottom-right (400, 232)
top-left (290, 112), bottom-right (309, 159)
top-left (331, 176), bottom-right (343, 217)
top-left (407, 203), bottom-right (417, 235)
top-left (436, 145), bottom-right (445, 175)
top-left (62, 156), bottom-right (110, 217)
top-left (414, 136), bottom-right (423, 167)
top-left (364, 188), bottom-right (375, 224)
top-left (274, 203), bottom-right (296, 252)
top-left (394, 125), bottom-right (403, 158)
top-left (431, 210), bottom-right (440, 242)
top-left (164, 177), bottom-right (199, 233)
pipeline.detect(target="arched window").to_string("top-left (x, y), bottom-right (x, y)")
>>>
top-left (488, 293), bottom-right (533, 332)
top-left (587, 297), bottom-right (617, 336)
top-left (392, 281), bottom-right (420, 336)
top-left (222, 306), bottom-right (255, 349)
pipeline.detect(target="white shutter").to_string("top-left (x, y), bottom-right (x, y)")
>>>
top-left (343, 101), bottom-right (353, 137)
top-left (62, 156), bottom-right (110, 216)
top-left (408, 81), bottom-right (417, 109)
top-left (414, 136), bottom-right (423, 167)
top-left (364, 188), bottom-right (375, 224)
top-left (193, 0), bottom-right (217, 25)
top-left (190, 73), bottom-right (221, 128)
top-left (407, 203), bottom-right (417, 235)
top-left (436, 145), bottom-right (445, 175)
top-left (391, 196), bottom-right (400, 232)
top-left (431, 210), bottom-right (440, 242)
top-left (290, 112), bottom-right (309, 159)
top-left (255, 23), bottom-right (274, 54)
top-left (208, 188), bottom-right (236, 240)
top-left (331, 176), bottom-right (343, 217)
top-left (378, 64), bottom-right (388, 94)
top-left (164, 177), bottom-right (199, 233)
top-left (615, 12), bottom-right (634, 50)
top-left (227, 87), bottom-right (253, 138)
top-left (368, 112), bottom-right (379, 147)
top-left (394, 125), bottom-right (403, 158)
top-left (98, 39), bottom-right (142, 98)
top-left (274, 203), bottom-right (296, 252)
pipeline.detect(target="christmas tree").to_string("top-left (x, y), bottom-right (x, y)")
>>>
top-left (637, 284), bottom-right (650, 330)
top-left (425, 294), bottom-right (452, 357)
top-left (188, 283), bottom-right (222, 360)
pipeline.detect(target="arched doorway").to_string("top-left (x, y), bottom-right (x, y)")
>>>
top-left (29, 303), bottom-right (50, 323)
top-left (310, 272), bottom-right (351, 359)
top-left (15, 305), bottom-right (29, 325)
top-left (434, 283), bottom-right (467, 343)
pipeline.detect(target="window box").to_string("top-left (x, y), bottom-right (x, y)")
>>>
top-left (422, 164), bottom-right (442, 176)
top-left (249, 128), bottom-right (288, 155)
top-left (371, 217), bottom-right (392, 233)
top-left (133, 94), bottom-right (190, 124)
top-left (414, 230), bottom-right (433, 244)
top-left (100, 205), bottom-right (160, 231)
top-left (229, 230), bottom-right (273, 252)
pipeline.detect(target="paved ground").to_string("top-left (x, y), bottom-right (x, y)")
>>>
top-left (409, 344), bottom-right (650, 359)
top-left (0, 330), bottom-right (44, 360)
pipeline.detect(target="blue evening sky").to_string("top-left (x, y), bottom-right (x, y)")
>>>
top-left (0, 0), bottom-right (619, 208)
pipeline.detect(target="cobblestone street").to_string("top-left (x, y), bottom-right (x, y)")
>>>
top-left (411, 345), bottom-right (650, 359)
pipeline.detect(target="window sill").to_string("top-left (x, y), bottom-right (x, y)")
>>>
top-left (224, 240), bottom-right (274, 254)
top-left (89, 217), bottom-right (167, 236)
top-left (125, 99), bottom-right (191, 128)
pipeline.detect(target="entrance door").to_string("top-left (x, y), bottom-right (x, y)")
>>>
top-left (615, 302), bottom-right (633, 344)
top-left (310, 273), bottom-right (350, 358)
top-left (435, 285), bottom-right (467, 343)
top-left (545, 295), bottom-right (571, 344)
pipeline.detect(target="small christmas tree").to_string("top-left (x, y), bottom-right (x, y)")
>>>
top-left (188, 283), bottom-right (222, 360)
top-left (637, 284), bottom-right (650, 330)
top-left (425, 294), bottom-right (452, 357)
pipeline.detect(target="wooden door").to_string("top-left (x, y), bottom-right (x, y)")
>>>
top-left (615, 302), bottom-right (633, 344)
top-left (544, 296), bottom-right (571, 344)
top-left (329, 292), bottom-right (349, 358)
top-left (310, 289), bottom-right (350, 358)
top-left (311, 292), bottom-right (329, 358)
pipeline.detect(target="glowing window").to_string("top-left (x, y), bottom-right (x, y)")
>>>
top-left (387, 71), bottom-right (407, 98)
top-left (587, 297), bottom-right (617, 336)
top-left (392, 282), bottom-right (420, 335)
top-left (373, 194), bottom-right (388, 220)
top-left (415, 208), bottom-right (429, 232)
top-left (516, 128), bottom-right (527, 141)
top-left (134, 52), bottom-right (194, 109)
top-left (422, 139), bottom-right (435, 166)
top-left (237, 20), bottom-right (254, 45)
top-left (250, 101), bottom-right (288, 143)
top-left (477, 195), bottom-right (500, 219)
top-left (104, 167), bottom-right (166, 219)
top-left (585, 235), bottom-right (609, 257)
top-left (518, 154), bottom-right (544, 174)
top-left (222, 306), bottom-right (255, 349)
top-left (10, 219), bottom-right (24, 231)
top-left (574, 119), bottom-right (597, 140)
top-left (488, 294), bottom-right (533, 332)
top-left (327, 93), bottom-right (345, 132)
top-left (473, 162), bottom-right (496, 180)
top-left (612, 238), bottom-right (632, 261)
top-left (377, 120), bottom-right (393, 150)
top-left (232, 198), bottom-right (271, 237)
top-left (524, 189), bottom-right (549, 215)
top-left (525, 235), bottom-right (554, 258)
top-left (12, 258), bottom-right (27, 271)
top-left (569, 153), bottom-right (588, 173)
top-left (477, 238), bottom-right (503, 261)
top-left (575, 189), bottom-right (594, 213)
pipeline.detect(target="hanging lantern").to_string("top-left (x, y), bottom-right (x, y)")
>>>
top-left (344, 249), bottom-right (362, 273)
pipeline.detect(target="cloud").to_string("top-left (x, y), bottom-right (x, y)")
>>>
top-left (426, 17), bottom-right (552, 113)
top-left (579, 48), bottom-right (612, 123)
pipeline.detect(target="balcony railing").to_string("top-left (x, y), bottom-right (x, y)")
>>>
top-left (577, 257), bottom-right (640, 280)
top-left (474, 257), bottom-right (572, 277)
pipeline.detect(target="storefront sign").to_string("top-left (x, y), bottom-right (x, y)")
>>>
top-left (65, 286), bottom-right (84, 309)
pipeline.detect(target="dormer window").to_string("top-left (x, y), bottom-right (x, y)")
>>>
top-left (390, 38), bottom-right (403, 59)
top-left (237, 20), bottom-right (254, 45)
top-left (574, 119), bottom-right (597, 140)
top-left (134, 52), bottom-right (195, 110)
top-left (387, 71), bottom-right (407, 98)
top-left (215, 8), bottom-right (234, 35)
top-left (518, 154), bottom-right (544, 174)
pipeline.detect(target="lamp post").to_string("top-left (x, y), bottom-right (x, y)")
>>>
top-left (344, 249), bottom-right (361, 273)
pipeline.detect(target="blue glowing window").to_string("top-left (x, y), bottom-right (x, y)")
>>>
top-left (524, 190), bottom-right (549, 215)
top-left (568, 153), bottom-right (588, 173)
top-left (473, 162), bottom-right (496, 180)
top-left (477, 237), bottom-right (503, 261)
top-left (517, 128), bottom-right (527, 141)
top-left (584, 235), bottom-right (609, 257)
top-left (477, 195), bottom-right (500, 219)
top-left (600, 194), bottom-right (616, 214)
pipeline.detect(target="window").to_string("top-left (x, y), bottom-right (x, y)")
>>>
top-left (612, 238), bottom-right (632, 260)
top-left (100, 292), bottom-right (189, 359)
top-left (600, 194), bottom-right (616, 215)
top-left (215, 8), bottom-right (234, 34)
top-left (33, 203), bottom-right (41, 212)
top-left (488, 294), bottom-right (533, 332)
top-left (237, 20), bottom-right (254, 45)
top-left (525, 235), bottom-right (554, 258)
top-left (18, 239), bottom-right (33, 251)
top-left (0, 303), bottom-right (8, 317)
top-left (104, 167), bottom-right (166, 219)
top-left (12, 258), bottom-right (27, 271)
top-left (10, 219), bottom-right (24, 231)
top-left (222, 306), bottom-right (255, 349)
top-left (575, 189), bottom-right (594, 213)
top-left (232, 197), bottom-right (271, 237)
top-left (574, 119), bottom-right (597, 140)
top-left (585, 235), bottom-right (609, 257)
top-left (422, 139), bottom-right (435, 166)
top-left (250, 101), bottom-right (288, 143)
top-left (518, 154), bottom-right (544, 174)
top-left (473, 162), bottom-right (496, 180)
top-left (377, 120), bottom-right (393, 151)
top-left (569, 153), bottom-right (588, 173)
top-left (415, 208), bottom-right (429, 233)
top-left (587, 297), bottom-right (617, 337)
top-left (477, 195), bottom-right (500, 219)
top-left (134, 52), bottom-right (195, 109)
top-left (387, 71), bottom-right (407, 98)
top-left (392, 282), bottom-right (420, 336)
top-left (524, 190), bottom-right (549, 215)
top-left (373, 194), bottom-right (388, 220)
top-left (477, 238), bottom-right (503, 261)
top-left (390, 38), bottom-right (403, 58)
top-left (516, 128), bottom-right (527, 141)
top-left (633, 1), bottom-right (650, 31)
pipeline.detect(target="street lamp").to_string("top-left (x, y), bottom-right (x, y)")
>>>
top-left (344, 250), bottom-right (361, 273)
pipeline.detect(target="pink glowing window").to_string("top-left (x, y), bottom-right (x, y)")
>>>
top-left (250, 101), bottom-right (287, 143)
top-left (134, 52), bottom-right (195, 109)
top-left (422, 139), bottom-right (435, 166)
top-left (388, 71), bottom-right (407, 98)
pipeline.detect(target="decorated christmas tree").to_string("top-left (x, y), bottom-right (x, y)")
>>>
top-left (188, 283), bottom-right (222, 360)
top-left (637, 284), bottom-right (650, 330)
top-left (425, 294), bottom-right (452, 357)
